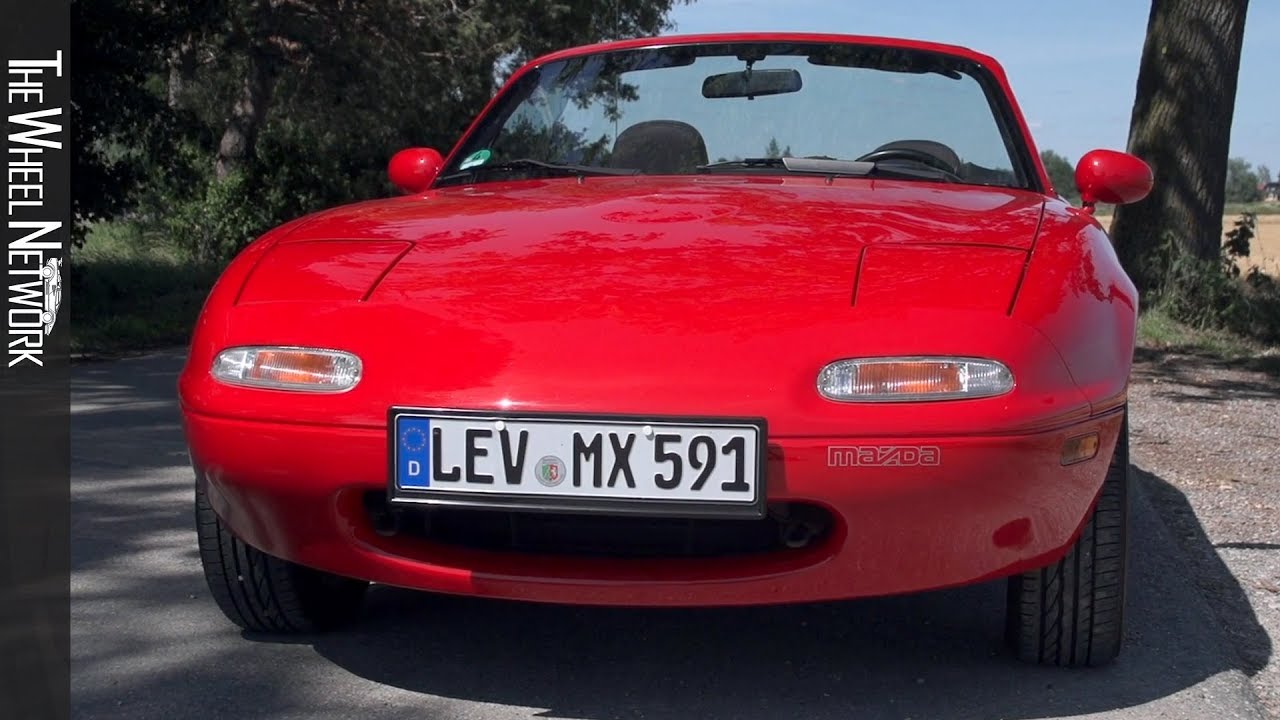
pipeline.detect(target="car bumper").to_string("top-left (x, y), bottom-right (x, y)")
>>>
top-left (185, 408), bottom-right (1123, 607)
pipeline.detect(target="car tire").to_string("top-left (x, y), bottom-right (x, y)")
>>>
top-left (195, 480), bottom-right (368, 632)
top-left (1006, 410), bottom-right (1129, 667)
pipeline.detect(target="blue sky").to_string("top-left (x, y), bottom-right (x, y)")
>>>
top-left (667, 0), bottom-right (1278, 169)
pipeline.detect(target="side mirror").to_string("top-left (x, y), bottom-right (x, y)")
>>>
top-left (1073, 149), bottom-right (1153, 213)
top-left (388, 148), bottom-right (443, 194)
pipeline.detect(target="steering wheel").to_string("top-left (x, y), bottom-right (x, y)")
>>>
top-left (854, 147), bottom-right (963, 179)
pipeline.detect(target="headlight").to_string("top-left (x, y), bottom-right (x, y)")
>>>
top-left (817, 357), bottom-right (1013, 402)
top-left (211, 347), bottom-right (362, 393)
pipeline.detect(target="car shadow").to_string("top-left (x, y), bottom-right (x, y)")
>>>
top-left (271, 461), bottom-right (1267, 720)
top-left (1136, 464), bottom-right (1273, 680)
top-left (71, 350), bottom-right (1270, 719)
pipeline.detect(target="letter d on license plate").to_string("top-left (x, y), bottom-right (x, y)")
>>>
top-left (388, 408), bottom-right (766, 518)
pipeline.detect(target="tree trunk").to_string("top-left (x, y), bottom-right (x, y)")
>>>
top-left (167, 39), bottom-right (196, 110)
top-left (215, 44), bottom-right (278, 180)
top-left (215, 0), bottom-right (285, 180)
top-left (1110, 0), bottom-right (1249, 296)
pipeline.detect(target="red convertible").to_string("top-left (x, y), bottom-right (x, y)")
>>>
top-left (180, 32), bottom-right (1152, 667)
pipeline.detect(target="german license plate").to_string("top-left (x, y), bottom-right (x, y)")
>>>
top-left (388, 409), bottom-right (766, 518)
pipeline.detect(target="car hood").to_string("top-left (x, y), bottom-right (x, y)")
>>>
top-left (243, 177), bottom-right (1044, 313)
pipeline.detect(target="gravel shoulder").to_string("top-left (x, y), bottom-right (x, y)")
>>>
top-left (1129, 348), bottom-right (1280, 718)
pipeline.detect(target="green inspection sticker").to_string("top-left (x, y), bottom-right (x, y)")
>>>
top-left (459, 149), bottom-right (492, 170)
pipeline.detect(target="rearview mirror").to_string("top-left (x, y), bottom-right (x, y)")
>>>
top-left (702, 69), bottom-right (803, 99)
top-left (1073, 149), bottom-right (1153, 211)
top-left (388, 147), bottom-right (443, 194)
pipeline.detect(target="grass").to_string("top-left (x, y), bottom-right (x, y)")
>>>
top-left (1137, 307), bottom-right (1280, 375)
top-left (1137, 307), bottom-right (1262, 357)
top-left (71, 222), bottom-right (223, 356)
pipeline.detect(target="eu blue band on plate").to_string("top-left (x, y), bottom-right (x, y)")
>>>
top-left (396, 416), bottom-right (432, 488)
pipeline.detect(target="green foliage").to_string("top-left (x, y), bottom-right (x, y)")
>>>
top-left (1225, 157), bottom-right (1263, 203)
top-left (1039, 149), bottom-right (1079, 203)
top-left (70, 0), bottom-right (195, 244)
top-left (160, 172), bottom-right (282, 263)
top-left (1145, 213), bottom-right (1280, 344)
top-left (1136, 307), bottom-right (1266, 359)
top-left (70, 222), bottom-right (223, 354)
top-left (72, 0), bottom-right (689, 263)
top-left (1221, 211), bottom-right (1254, 260)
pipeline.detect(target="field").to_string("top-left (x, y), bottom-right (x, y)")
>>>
top-left (1096, 207), bottom-right (1280, 278)
top-left (1245, 213), bottom-right (1280, 276)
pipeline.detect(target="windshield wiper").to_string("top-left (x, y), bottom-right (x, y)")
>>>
top-left (697, 156), bottom-right (958, 182)
top-left (436, 158), bottom-right (641, 185)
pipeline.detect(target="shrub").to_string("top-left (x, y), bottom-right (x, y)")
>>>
top-left (1147, 213), bottom-right (1280, 343)
top-left (160, 172), bottom-right (282, 263)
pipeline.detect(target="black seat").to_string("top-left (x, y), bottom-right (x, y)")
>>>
top-left (609, 120), bottom-right (709, 174)
top-left (868, 139), bottom-right (962, 175)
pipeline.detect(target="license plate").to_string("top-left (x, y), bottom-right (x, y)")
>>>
top-left (388, 408), bottom-right (766, 518)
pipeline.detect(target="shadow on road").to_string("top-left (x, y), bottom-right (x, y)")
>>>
top-left (1133, 346), bottom-right (1280, 403)
top-left (286, 463), bottom-right (1271, 720)
top-left (1138, 465), bottom-right (1273, 681)
top-left (71, 350), bottom-right (1271, 719)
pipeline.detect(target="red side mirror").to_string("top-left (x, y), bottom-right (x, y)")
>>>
top-left (1074, 149), bottom-right (1153, 211)
top-left (388, 148), bottom-right (443, 194)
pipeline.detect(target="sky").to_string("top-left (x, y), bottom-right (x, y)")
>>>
top-left (666, 0), bottom-right (1279, 169)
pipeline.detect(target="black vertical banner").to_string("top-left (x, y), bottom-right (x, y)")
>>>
top-left (1, 1), bottom-right (70, 719)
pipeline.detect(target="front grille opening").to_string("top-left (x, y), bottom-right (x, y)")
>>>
top-left (365, 493), bottom-right (833, 559)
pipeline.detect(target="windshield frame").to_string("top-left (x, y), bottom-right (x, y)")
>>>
top-left (434, 39), bottom-right (1044, 193)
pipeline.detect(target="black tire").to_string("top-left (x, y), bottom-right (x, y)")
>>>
top-left (195, 480), bottom-right (368, 632)
top-left (1006, 410), bottom-right (1129, 667)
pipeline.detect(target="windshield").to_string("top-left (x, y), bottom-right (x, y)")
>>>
top-left (438, 42), bottom-right (1034, 189)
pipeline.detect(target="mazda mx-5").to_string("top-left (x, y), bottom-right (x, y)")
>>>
top-left (180, 32), bottom-right (1153, 667)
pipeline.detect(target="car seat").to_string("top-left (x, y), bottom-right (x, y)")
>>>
top-left (867, 139), bottom-right (962, 175)
top-left (609, 120), bottom-right (709, 174)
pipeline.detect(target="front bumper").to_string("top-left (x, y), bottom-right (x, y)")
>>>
top-left (184, 407), bottom-right (1123, 607)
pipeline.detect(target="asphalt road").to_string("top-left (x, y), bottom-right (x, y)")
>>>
top-left (71, 350), bottom-right (1268, 719)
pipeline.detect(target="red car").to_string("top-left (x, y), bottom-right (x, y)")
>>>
top-left (180, 32), bottom-right (1153, 667)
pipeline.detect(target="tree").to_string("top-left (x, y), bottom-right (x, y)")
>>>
top-left (1108, 0), bottom-right (1250, 296)
top-left (70, 0), bottom-right (200, 244)
top-left (1258, 164), bottom-right (1272, 187)
top-left (201, 0), bottom-right (689, 180)
top-left (764, 137), bottom-right (792, 159)
top-left (72, 0), bottom-right (689, 258)
top-left (1040, 149), bottom-right (1079, 203)
top-left (1224, 157), bottom-right (1261, 203)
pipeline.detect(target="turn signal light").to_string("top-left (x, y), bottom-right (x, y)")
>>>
top-left (211, 347), bottom-right (362, 392)
top-left (1061, 433), bottom-right (1100, 465)
top-left (817, 357), bottom-right (1013, 402)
